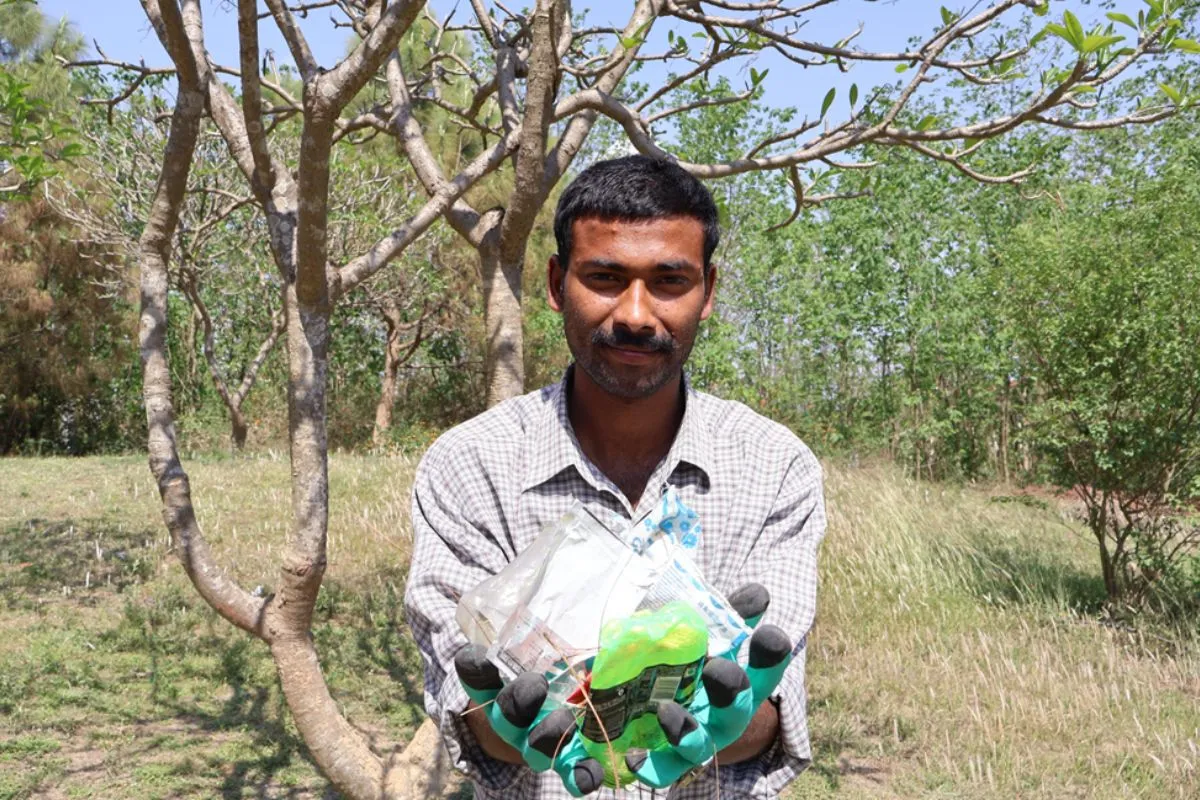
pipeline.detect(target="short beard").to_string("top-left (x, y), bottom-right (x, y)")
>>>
top-left (562, 300), bottom-right (689, 400)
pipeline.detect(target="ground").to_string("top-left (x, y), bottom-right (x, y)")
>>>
top-left (0, 454), bottom-right (1196, 799)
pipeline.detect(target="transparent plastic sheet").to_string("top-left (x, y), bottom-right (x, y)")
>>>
top-left (456, 503), bottom-right (658, 699)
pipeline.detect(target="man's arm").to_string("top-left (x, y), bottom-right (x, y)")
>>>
top-left (464, 700), bottom-right (523, 764)
top-left (715, 699), bottom-right (778, 765)
top-left (717, 445), bottom-right (826, 790)
top-left (403, 443), bottom-right (523, 792)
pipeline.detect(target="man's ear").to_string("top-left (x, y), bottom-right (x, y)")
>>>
top-left (547, 254), bottom-right (566, 313)
top-left (700, 262), bottom-right (718, 321)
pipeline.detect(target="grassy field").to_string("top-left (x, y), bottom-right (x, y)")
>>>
top-left (0, 454), bottom-right (1196, 799)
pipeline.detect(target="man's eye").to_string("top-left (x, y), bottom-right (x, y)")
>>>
top-left (589, 273), bottom-right (619, 282)
top-left (658, 276), bottom-right (688, 286)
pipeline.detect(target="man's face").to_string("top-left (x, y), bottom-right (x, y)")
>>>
top-left (548, 215), bottom-right (716, 400)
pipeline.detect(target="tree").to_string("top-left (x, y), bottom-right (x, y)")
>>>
top-left (0, 0), bottom-right (82, 192)
top-left (79, 1), bottom-right (1200, 797)
top-left (0, 2), bottom-right (129, 454)
top-left (994, 130), bottom-right (1200, 606)
top-left (46, 96), bottom-right (289, 450)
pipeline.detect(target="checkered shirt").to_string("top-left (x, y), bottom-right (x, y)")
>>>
top-left (403, 368), bottom-right (826, 799)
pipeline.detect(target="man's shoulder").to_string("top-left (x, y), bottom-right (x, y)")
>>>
top-left (691, 389), bottom-right (818, 468)
top-left (417, 383), bottom-right (554, 472)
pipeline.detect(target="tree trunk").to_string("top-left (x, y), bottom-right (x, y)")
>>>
top-left (373, 320), bottom-right (401, 447)
top-left (1098, 538), bottom-right (1121, 602)
top-left (481, 245), bottom-right (525, 406)
top-left (999, 377), bottom-right (1010, 485)
top-left (230, 405), bottom-right (249, 450)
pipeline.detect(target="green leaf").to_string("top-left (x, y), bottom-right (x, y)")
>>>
top-left (821, 87), bottom-right (836, 118)
top-left (940, 6), bottom-right (958, 27)
top-left (895, 62), bottom-right (910, 73)
top-left (849, 83), bottom-right (859, 108)
top-left (1032, 1), bottom-right (1049, 17)
top-left (1106, 12), bottom-right (1138, 29)
top-left (1082, 33), bottom-right (1124, 54)
top-left (619, 35), bottom-right (639, 49)
top-left (1159, 82), bottom-right (1182, 104)
top-left (1173, 38), bottom-right (1200, 54)
top-left (1145, 0), bottom-right (1163, 27)
top-left (1042, 23), bottom-right (1073, 47)
top-left (916, 114), bottom-right (938, 131)
top-left (1063, 10), bottom-right (1085, 49)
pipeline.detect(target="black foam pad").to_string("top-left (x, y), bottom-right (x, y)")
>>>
top-left (656, 701), bottom-right (699, 746)
top-left (701, 658), bottom-right (750, 708)
top-left (453, 645), bottom-right (502, 692)
top-left (748, 624), bottom-right (791, 669)
top-left (495, 672), bottom-right (548, 728)
top-left (528, 707), bottom-right (576, 758)
top-left (574, 759), bottom-right (605, 795)
top-left (728, 582), bottom-right (770, 622)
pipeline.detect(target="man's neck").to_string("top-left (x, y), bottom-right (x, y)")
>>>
top-left (567, 367), bottom-right (685, 508)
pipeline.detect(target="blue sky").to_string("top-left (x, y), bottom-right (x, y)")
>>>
top-left (37, 1), bottom-right (1155, 121)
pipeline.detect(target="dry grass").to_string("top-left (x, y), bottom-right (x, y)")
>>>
top-left (0, 454), bottom-right (1197, 798)
top-left (792, 463), bottom-right (1200, 799)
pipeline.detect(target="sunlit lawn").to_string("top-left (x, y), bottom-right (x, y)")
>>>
top-left (0, 454), bottom-right (1196, 798)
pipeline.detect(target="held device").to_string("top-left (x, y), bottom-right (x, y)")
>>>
top-left (574, 601), bottom-right (708, 787)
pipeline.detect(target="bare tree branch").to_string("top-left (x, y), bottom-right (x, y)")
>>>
top-left (137, 0), bottom-right (264, 636)
top-left (263, 0), bottom-right (320, 81)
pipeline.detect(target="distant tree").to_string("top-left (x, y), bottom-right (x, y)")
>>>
top-left (0, 187), bottom-right (137, 453)
top-left (0, 0), bottom-right (82, 192)
top-left (995, 133), bottom-right (1200, 605)
top-left (47, 97), bottom-right (288, 451)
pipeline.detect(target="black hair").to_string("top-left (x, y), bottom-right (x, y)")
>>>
top-left (553, 155), bottom-right (720, 270)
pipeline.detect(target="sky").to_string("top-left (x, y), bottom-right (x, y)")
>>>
top-left (36, 1), bottom-right (1157, 123)
top-left (36, 0), bottom-right (945, 118)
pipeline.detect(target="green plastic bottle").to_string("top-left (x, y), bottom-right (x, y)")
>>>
top-left (578, 601), bottom-right (708, 787)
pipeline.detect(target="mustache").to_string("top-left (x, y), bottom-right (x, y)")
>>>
top-left (591, 326), bottom-right (676, 353)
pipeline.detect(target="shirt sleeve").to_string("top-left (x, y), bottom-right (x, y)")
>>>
top-left (712, 446), bottom-right (826, 798)
top-left (402, 442), bottom-right (522, 792)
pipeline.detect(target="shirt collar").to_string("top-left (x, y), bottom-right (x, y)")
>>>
top-left (520, 365), bottom-right (715, 493)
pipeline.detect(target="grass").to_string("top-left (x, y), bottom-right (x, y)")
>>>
top-left (0, 455), bottom-right (1197, 798)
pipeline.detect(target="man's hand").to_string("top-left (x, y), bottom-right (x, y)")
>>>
top-left (455, 646), bottom-right (606, 797)
top-left (623, 583), bottom-right (793, 789)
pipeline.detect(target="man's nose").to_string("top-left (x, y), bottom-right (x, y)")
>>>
top-left (612, 279), bottom-right (656, 334)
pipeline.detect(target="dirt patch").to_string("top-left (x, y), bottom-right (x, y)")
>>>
top-left (836, 754), bottom-right (897, 794)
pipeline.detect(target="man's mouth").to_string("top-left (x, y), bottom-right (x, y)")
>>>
top-left (602, 344), bottom-right (664, 364)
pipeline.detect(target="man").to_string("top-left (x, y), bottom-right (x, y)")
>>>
top-left (404, 155), bottom-right (826, 799)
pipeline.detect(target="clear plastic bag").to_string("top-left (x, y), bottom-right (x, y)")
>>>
top-left (455, 490), bottom-right (750, 697)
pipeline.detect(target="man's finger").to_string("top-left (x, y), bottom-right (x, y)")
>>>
top-left (560, 756), bottom-right (605, 797)
top-left (700, 657), bottom-right (750, 709)
top-left (486, 672), bottom-right (549, 747)
top-left (746, 624), bottom-right (792, 705)
top-left (727, 583), bottom-right (770, 628)
top-left (550, 733), bottom-right (606, 796)
top-left (700, 658), bottom-right (756, 744)
top-left (528, 707), bottom-right (577, 760)
top-left (495, 672), bottom-right (549, 729)
top-left (454, 644), bottom-right (503, 704)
